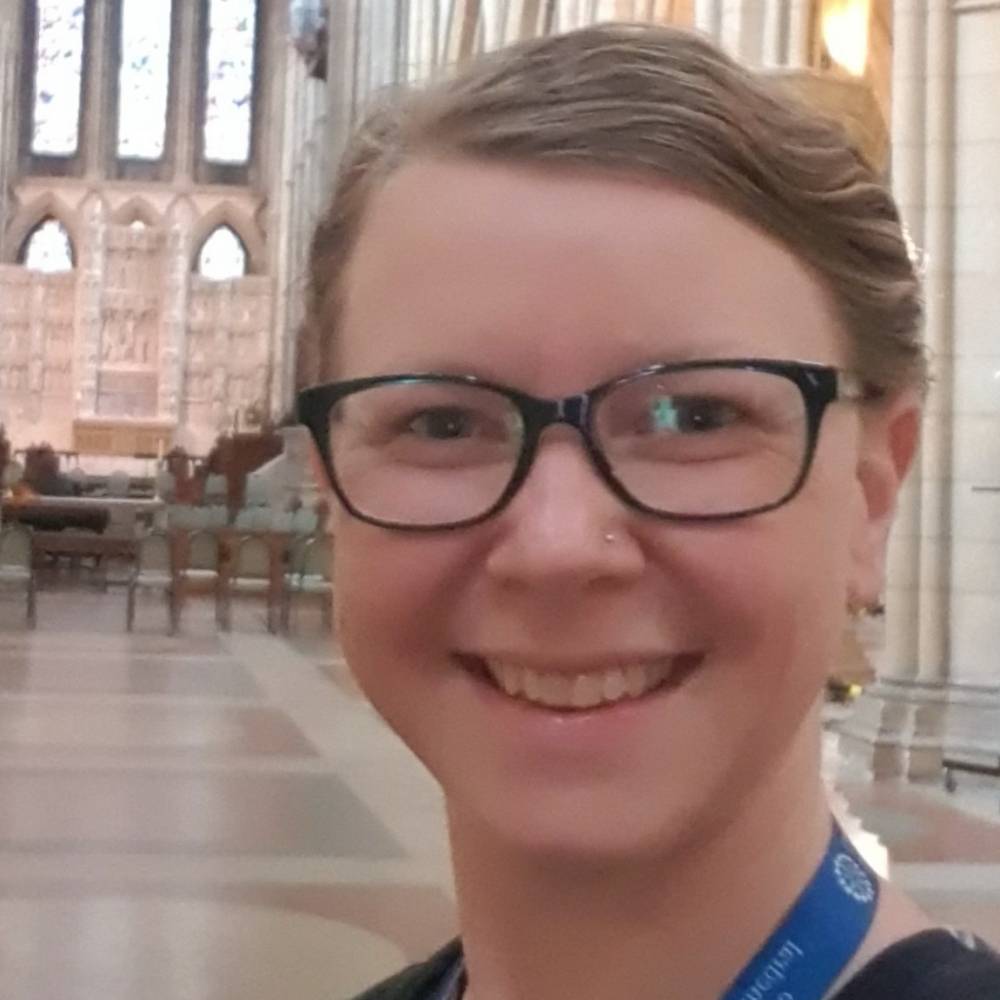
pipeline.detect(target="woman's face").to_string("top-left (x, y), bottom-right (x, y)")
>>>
top-left (328, 158), bottom-right (909, 859)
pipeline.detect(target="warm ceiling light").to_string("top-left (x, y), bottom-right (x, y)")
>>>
top-left (822, 0), bottom-right (871, 77)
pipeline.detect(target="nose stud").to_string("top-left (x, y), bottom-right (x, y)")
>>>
top-left (604, 532), bottom-right (617, 544)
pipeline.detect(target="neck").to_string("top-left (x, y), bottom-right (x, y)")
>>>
top-left (448, 724), bottom-right (833, 1000)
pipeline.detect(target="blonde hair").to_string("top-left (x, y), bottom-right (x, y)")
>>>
top-left (304, 22), bottom-right (925, 392)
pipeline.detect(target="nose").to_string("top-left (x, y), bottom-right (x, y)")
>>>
top-left (484, 430), bottom-right (645, 588)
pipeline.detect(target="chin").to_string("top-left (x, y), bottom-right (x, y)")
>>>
top-left (448, 779), bottom-right (719, 868)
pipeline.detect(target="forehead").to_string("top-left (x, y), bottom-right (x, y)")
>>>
top-left (338, 157), bottom-right (846, 389)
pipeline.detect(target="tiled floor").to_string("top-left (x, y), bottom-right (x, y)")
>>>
top-left (0, 577), bottom-right (998, 998)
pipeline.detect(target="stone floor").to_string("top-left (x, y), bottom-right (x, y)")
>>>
top-left (0, 574), bottom-right (998, 998)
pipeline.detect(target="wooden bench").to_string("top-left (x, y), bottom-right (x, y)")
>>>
top-left (943, 754), bottom-right (1000, 794)
top-left (32, 531), bottom-right (138, 588)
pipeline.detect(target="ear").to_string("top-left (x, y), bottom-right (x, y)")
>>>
top-left (849, 390), bottom-right (922, 608)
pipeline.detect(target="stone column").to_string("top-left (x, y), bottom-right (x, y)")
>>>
top-left (270, 44), bottom-right (300, 418)
top-left (81, 0), bottom-right (105, 179)
top-left (74, 193), bottom-right (108, 418)
top-left (171, 0), bottom-right (201, 182)
top-left (27, 281), bottom-right (46, 424)
top-left (841, 0), bottom-right (1000, 779)
top-left (0, 0), bottom-right (22, 259)
top-left (160, 198), bottom-right (195, 428)
top-left (761, 0), bottom-right (787, 67)
top-left (941, 0), bottom-right (1000, 748)
top-left (785, 0), bottom-right (811, 68)
top-left (838, 0), bottom-right (931, 777)
top-left (694, 0), bottom-right (723, 38)
top-left (696, 0), bottom-right (777, 65)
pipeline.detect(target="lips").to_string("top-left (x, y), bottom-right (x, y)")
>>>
top-left (458, 653), bottom-right (703, 711)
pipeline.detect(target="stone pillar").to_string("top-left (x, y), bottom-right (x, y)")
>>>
top-left (0, 0), bottom-right (21, 259)
top-left (841, 0), bottom-right (1000, 779)
top-left (760, 0), bottom-right (810, 68)
top-left (82, 0), bottom-right (110, 180)
top-left (761, 0), bottom-right (786, 67)
top-left (785, 0), bottom-right (811, 68)
top-left (838, 0), bottom-right (932, 778)
top-left (694, 0), bottom-right (723, 40)
top-left (696, 0), bottom-right (777, 65)
top-left (74, 193), bottom-right (108, 418)
top-left (942, 0), bottom-right (1000, 742)
top-left (27, 281), bottom-right (46, 424)
top-left (160, 198), bottom-right (195, 428)
top-left (171, 0), bottom-right (201, 182)
top-left (269, 45), bottom-right (299, 418)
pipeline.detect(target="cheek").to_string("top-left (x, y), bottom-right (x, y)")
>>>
top-left (677, 481), bottom-right (856, 686)
top-left (332, 520), bottom-right (462, 685)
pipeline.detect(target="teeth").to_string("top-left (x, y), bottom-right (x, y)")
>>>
top-left (483, 659), bottom-right (675, 711)
top-left (523, 669), bottom-right (543, 703)
top-left (625, 664), bottom-right (648, 698)
top-left (603, 669), bottom-right (627, 702)
top-left (498, 663), bottom-right (521, 696)
top-left (571, 674), bottom-right (605, 710)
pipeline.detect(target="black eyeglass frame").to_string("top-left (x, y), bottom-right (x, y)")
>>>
top-left (296, 358), bottom-right (870, 532)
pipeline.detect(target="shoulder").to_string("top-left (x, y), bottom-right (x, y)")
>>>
top-left (833, 929), bottom-right (1000, 1000)
top-left (347, 940), bottom-right (463, 1000)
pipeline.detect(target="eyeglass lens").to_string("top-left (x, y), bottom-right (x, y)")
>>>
top-left (326, 369), bottom-right (809, 527)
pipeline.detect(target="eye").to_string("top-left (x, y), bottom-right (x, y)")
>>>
top-left (407, 407), bottom-right (478, 440)
top-left (650, 395), bottom-right (740, 433)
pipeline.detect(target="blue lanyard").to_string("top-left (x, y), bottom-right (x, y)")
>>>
top-left (719, 822), bottom-right (878, 1000)
top-left (439, 822), bottom-right (878, 1000)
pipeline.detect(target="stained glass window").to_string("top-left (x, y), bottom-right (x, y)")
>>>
top-left (203, 0), bottom-right (258, 164)
top-left (117, 0), bottom-right (173, 159)
top-left (31, 1), bottom-right (87, 156)
top-left (197, 226), bottom-right (248, 280)
top-left (20, 219), bottom-right (75, 273)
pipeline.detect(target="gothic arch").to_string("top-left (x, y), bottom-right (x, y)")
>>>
top-left (111, 197), bottom-right (161, 227)
top-left (189, 203), bottom-right (265, 276)
top-left (3, 193), bottom-right (80, 265)
top-left (195, 224), bottom-right (249, 280)
top-left (17, 217), bottom-right (76, 271)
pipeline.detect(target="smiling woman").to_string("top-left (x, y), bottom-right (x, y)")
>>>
top-left (297, 22), bottom-right (1000, 1000)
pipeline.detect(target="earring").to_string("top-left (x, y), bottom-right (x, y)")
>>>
top-left (846, 590), bottom-right (866, 618)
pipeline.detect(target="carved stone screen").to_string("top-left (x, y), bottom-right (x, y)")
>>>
top-left (96, 224), bottom-right (166, 419)
top-left (185, 275), bottom-right (271, 441)
top-left (0, 266), bottom-right (77, 434)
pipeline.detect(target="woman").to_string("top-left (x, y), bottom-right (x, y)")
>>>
top-left (297, 23), bottom-right (1000, 1000)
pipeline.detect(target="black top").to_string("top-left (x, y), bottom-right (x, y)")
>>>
top-left (349, 931), bottom-right (1000, 1000)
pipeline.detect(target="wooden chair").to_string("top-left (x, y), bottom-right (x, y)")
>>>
top-left (108, 470), bottom-right (131, 498)
top-left (2, 459), bottom-right (24, 490)
top-left (291, 507), bottom-right (319, 535)
top-left (154, 470), bottom-right (176, 501)
top-left (220, 534), bottom-right (277, 633)
top-left (176, 529), bottom-right (223, 627)
top-left (203, 473), bottom-right (227, 504)
top-left (126, 530), bottom-right (176, 633)
top-left (281, 534), bottom-right (332, 633)
top-left (0, 524), bottom-right (37, 628)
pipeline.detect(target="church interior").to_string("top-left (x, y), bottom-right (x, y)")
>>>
top-left (0, 0), bottom-right (998, 996)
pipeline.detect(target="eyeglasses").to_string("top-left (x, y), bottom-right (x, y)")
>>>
top-left (296, 359), bottom-right (869, 531)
